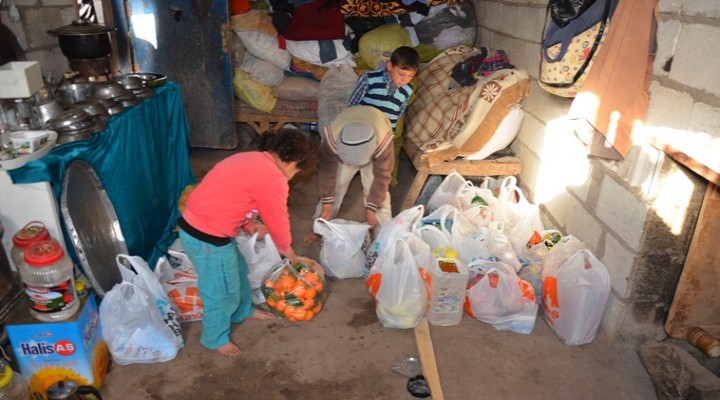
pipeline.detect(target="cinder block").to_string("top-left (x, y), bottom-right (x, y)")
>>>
top-left (565, 196), bottom-right (603, 255)
top-left (653, 19), bottom-right (681, 78)
top-left (600, 295), bottom-right (630, 339)
top-left (523, 81), bottom-right (573, 124)
top-left (523, 42), bottom-right (541, 80)
top-left (669, 24), bottom-right (720, 97)
top-left (515, 114), bottom-right (546, 154)
top-left (603, 234), bottom-right (637, 298)
top-left (516, 6), bottom-right (546, 42)
top-left (597, 178), bottom-right (648, 251)
top-left (658, 0), bottom-right (682, 14)
top-left (483, 2), bottom-right (505, 32)
top-left (25, 7), bottom-right (76, 48)
top-left (646, 82), bottom-right (694, 131)
top-left (687, 102), bottom-right (720, 135)
top-left (681, 0), bottom-right (720, 18)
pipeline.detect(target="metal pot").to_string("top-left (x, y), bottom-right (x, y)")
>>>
top-left (48, 19), bottom-right (114, 60)
top-left (45, 379), bottom-right (103, 400)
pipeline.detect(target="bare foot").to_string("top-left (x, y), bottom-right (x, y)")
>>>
top-left (216, 342), bottom-right (242, 357)
top-left (250, 308), bottom-right (275, 320)
top-left (303, 232), bottom-right (320, 245)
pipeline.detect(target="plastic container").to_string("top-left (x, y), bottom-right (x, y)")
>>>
top-left (18, 239), bottom-right (79, 322)
top-left (428, 248), bottom-right (469, 326)
top-left (11, 221), bottom-right (51, 268)
top-left (9, 130), bottom-right (50, 154)
top-left (0, 362), bottom-right (30, 400)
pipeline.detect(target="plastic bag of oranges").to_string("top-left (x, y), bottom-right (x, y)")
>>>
top-left (261, 257), bottom-right (326, 322)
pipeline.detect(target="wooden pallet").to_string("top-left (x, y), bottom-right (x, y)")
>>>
top-left (401, 137), bottom-right (523, 210)
top-left (234, 99), bottom-right (319, 135)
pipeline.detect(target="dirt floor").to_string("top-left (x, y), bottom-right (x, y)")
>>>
top-left (100, 133), bottom-right (658, 400)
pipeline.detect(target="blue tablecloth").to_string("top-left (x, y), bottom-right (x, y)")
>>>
top-left (8, 82), bottom-right (196, 267)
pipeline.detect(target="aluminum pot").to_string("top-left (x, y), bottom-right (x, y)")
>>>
top-left (48, 19), bottom-right (114, 60)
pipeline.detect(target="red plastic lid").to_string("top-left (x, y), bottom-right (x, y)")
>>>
top-left (12, 221), bottom-right (50, 249)
top-left (24, 240), bottom-right (65, 267)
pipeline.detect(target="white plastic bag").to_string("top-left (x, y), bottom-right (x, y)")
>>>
top-left (366, 235), bottom-right (429, 329)
top-left (154, 250), bottom-right (203, 322)
top-left (365, 205), bottom-right (424, 277)
top-left (465, 261), bottom-right (538, 334)
top-left (314, 218), bottom-right (370, 279)
top-left (237, 232), bottom-right (283, 292)
top-left (542, 249), bottom-right (610, 346)
top-left (427, 171), bottom-right (470, 212)
top-left (100, 254), bottom-right (184, 365)
top-left (494, 178), bottom-right (544, 252)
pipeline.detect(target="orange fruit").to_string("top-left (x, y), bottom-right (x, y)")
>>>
top-left (313, 282), bottom-right (324, 292)
top-left (305, 310), bottom-right (315, 321)
top-left (304, 272), bottom-right (319, 284)
top-left (292, 308), bottom-right (307, 320)
top-left (266, 297), bottom-right (277, 307)
top-left (303, 287), bottom-right (317, 300)
top-left (302, 298), bottom-right (315, 309)
top-left (291, 285), bottom-right (306, 298)
top-left (264, 279), bottom-right (275, 289)
top-left (281, 275), bottom-right (297, 292)
top-left (275, 300), bottom-right (287, 312)
top-left (283, 305), bottom-right (296, 318)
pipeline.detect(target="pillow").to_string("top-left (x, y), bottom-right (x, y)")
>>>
top-left (465, 105), bottom-right (524, 160)
top-left (235, 30), bottom-right (291, 71)
top-left (241, 52), bottom-right (285, 87)
top-left (286, 39), bottom-right (356, 68)
top-left (273, 77), bottom-right (320, 101)
top-left (232, 68), bottom-right (276, 114)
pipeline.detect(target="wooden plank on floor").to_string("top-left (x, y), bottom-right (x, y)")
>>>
top-left (415, 317), bottom-right (444, 400)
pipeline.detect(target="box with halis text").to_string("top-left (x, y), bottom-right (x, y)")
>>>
top-left (6, 295), bottom-right (109, 397)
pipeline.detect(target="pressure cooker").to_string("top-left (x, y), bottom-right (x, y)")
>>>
top-left (48, 19), bottom-right (114, 60)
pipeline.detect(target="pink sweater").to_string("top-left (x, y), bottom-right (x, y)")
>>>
top-left (182, 151), bottom-right (292, 253)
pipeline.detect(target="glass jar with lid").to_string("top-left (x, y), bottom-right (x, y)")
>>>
top-left (18, 239), bottom-right (79, 322)
top-left (11, 221), bottom-right (51, 268)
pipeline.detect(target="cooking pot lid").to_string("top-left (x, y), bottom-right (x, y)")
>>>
top-left (60, 160), bottom-right (127, 297)
top-left (48, 19), bottom-right (114, 35)
top-left (47, 380), bottom-right (79, 399)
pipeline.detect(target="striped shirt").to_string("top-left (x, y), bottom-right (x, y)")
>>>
top-left (347, 68), bottom-right (413, 131)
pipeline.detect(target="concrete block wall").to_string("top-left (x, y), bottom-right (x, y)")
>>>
top-left (475, 0), bottom-right (718, 343)
top-left (0, 0), bottom-right (78, 84)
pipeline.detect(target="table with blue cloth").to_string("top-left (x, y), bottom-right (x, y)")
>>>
top-left (8, 81), bottom-right (196, 268)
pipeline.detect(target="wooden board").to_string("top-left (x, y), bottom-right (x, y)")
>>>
top-left (665, 183), bottom-right (720, 344)
top-left (415, 317), bottom-right (445, 400)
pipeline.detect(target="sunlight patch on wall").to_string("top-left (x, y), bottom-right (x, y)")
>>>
top-left (131, 14), bottom-right (158, 49)
top-left (533, 117), bottom-right (591, 204)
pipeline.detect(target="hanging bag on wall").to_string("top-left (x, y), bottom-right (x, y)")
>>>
top-left (538, 0), bottom-right (617, 97)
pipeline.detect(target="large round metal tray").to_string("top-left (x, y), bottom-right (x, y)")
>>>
top-left (61, 160), bottom-right (127, 296)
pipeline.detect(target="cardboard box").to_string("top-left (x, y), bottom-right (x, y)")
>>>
top-left (6, 295), bottom-right (110, 398)
top-left (0, 61), bottom-right (44, 98)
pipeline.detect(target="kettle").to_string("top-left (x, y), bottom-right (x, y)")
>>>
top-left (45, 380), bottom-right (102, 400)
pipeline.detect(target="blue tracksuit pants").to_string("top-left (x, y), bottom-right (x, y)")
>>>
top-left (179, 229), bottom-right (254, 350)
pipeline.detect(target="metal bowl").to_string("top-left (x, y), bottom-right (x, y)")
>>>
top-left (131, 87), bottom-right (155, 100)
top-left (92, 82), bottom-right (129, 99)
top-left (72, 100), bottom-right (108, 117)
top-left (124, 72), bottom-right (167, 88)
top-left (35, 99), bottom-right (66, 124)
top-left (113, 75), bottom-right (145, 90)
top-left (45, 108), bottom-right (93, 131)
top-left (55, 82), bottom-right (95, 106)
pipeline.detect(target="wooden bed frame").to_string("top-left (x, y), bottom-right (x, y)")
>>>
top-left (234, 99), bottom-right (319, 134)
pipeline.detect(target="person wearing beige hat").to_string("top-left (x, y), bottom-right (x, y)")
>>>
top-left (310, 105), bottom-right (394, 235)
